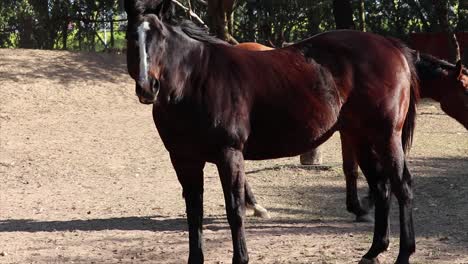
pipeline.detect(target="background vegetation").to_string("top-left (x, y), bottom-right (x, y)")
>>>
top-left (0, 0), bottom-right (466, 60)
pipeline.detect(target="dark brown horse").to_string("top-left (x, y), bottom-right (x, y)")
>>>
top-left (413, 54), bottom-right (468, 128)
top-left (124, 1), bottom-right (419, 263)
top-left (237, 41), bottom-right (468, 222)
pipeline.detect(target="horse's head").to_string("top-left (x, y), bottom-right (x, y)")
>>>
top-left (125, 0), bottom-right (173, 104)
top-left (439, 61), bottom-right (468, 129)
top-left (124, 0), bottom-right (174, 21)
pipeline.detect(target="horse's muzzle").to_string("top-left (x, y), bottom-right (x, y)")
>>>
top-left (136, 77), bottom-right (160, 104)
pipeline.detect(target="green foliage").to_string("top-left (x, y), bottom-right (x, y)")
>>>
top-left (0, 0), bottom-right (465, 51)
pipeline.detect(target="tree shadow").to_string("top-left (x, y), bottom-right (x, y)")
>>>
top-left (251, 156), bottom-right (468, 243)
top-left (0, 214), bottom-right (372, 238)
top-left (245, 163), bottom-right (338, 175)
top-left (408, 156), bottom-right (468, 239)
top-left (0, 50), bottom-right (128, 85)
top-left (0, 216), bottom-right (185, 233)
top-left (1, 157), bottom-right (466, 250)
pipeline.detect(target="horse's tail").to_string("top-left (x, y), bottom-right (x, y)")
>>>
top-left (387, 37), bottom-right (420, 154)
top-left (402, 72), bottom-right (419, 154)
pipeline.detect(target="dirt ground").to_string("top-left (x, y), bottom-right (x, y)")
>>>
top-left (0, 49), bottom-right (467, 264)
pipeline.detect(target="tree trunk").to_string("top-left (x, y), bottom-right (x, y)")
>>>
top-left (307, 5), bottom-right (321, 35)
top-left (62, 20), bottom-right (68, 50)
top-left (457, 0), bottom-right (468, 64)
top-left (19, 15), bottom-right (34, 49)
top-left (78, 22), bottom-right (82, 50)
top-left (332, 0), bottom-right (355, 29)
top-left (358, 0), bottom-right (366, 31)
top-left (207, 0), bottom-right (237, 43)
top-left (110, 12), bottom-right (115, 48)
top-left (433, 0), bottom-right (461, 62)
top-left (457, 0), bottom-right (468, 31)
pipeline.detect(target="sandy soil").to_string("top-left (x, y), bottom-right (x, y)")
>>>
top-left (0, 49), bottom-right (467, 264)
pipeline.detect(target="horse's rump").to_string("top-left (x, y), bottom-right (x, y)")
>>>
top-left (288, 31), bottom-right (417, 143)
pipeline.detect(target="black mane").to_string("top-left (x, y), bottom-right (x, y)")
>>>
top-left (177, 20), bottom-right (228, 45)
top-left (132, 1), bottom-right (225, 45)
top-left (414, 51), bottom-right (468, 76)
top-left (418, 52), bottom-right (455, 70)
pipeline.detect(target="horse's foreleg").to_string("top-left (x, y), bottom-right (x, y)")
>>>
top-left (217, 148), bottom-right (249, 264)
top-left (245, 181), bottom-right (270, 219)
top-left (340, 132), bottom-right (374, 222)
top-left (170, 155), bottom-right (205, 264)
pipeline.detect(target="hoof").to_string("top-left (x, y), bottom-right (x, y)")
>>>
top-left (355, 213), bottom-right (374, 223)
top-left (359, 257), bottom-right (380, 264)
top-left (253, 204), bottom-right (270, 219)
top-left (299, 151), bottom-right (322, 165)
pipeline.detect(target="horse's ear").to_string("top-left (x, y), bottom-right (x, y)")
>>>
top-left (159, 0), bottom-right (175, 21)
top-left (455, 60), bottom-right (463, 78)
top-left (146, 14), bottom-right (166, 33)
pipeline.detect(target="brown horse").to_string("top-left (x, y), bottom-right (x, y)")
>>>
top-left (237, 41), bottom-right (468, 222)
top-left (124, 1), bottom-right (419, 263)
top-left (413, 53), bottom-right (468, 128)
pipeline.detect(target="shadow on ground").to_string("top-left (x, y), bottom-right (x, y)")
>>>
top-left (1, 157), bottom-right (466, 247)
top-left (0, 50), bottom-right (128, 85)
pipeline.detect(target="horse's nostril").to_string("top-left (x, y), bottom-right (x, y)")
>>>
top-left (151, 78), bottom-right (160, 94)
top-left (135, 83), bottom-right (143, 95)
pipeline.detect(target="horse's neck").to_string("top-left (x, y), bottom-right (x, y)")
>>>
top-left (416, 60), bottom-right (451, 102)
top-left (419, 78), bottom-right (445, 101)
top-left (160, 36), bottom-right (206, 102)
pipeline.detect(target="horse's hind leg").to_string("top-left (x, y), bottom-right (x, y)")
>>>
top-left (340, 132), bottom-right (374, 222)
top-left (217, 148), bottom-right (249, 264)
top-left (360, 135), bottom-right (415, 264)
top-left (245, 181), bottom-right (270, 218)
top-left (392, 160), bottom-right (415, 263)
top-left (356, 141), bottom-right (392, 264)
top-left (170, 155), bottom-right (205, 264)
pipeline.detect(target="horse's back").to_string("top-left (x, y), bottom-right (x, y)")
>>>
top-left (235, 42), bottom-right (273, 51)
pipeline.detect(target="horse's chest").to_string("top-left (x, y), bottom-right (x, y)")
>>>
top-left (152, 103), bottom-right (247, 160)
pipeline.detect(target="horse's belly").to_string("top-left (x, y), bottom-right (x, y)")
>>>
top-left (243, 110), bottom-right (338, 160)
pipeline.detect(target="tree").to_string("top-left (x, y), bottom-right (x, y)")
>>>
top-left (332, 0), bottom-right (355, 29)
top-left (433, 0), bottom-right (460, 62)
top-left (207, 0), bottom-right (238, 43)
top-left (358, 0), bottom-right (366, 31)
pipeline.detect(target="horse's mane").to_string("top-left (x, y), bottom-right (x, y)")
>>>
top-left (177, 20), bottom-right (228, 45)
top-left (132, 1), bottom-right (225, 45)
top-left (414, 51), bottom-right (468, 75)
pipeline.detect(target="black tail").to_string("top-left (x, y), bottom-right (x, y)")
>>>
top-left (387, 38), bottom-right (420, 153)
top-left (402, 75), bottom-right (418, 153)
